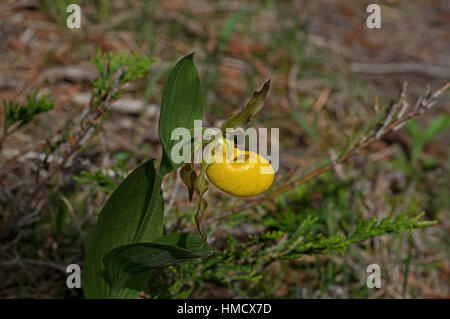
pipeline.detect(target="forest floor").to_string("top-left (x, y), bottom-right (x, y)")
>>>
top-left (0, 0), bottom-right (449, 298)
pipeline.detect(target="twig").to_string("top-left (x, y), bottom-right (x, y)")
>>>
top-left (24, 67), bottom-right (127, 214)
top-left (350, 62), bottom-right (450, 78)
top-left (37, 65), bottom-right (97, 85)
top-left (2, 258), bottom-right (66, 272)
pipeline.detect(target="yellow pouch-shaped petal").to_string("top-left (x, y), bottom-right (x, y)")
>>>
top-left (206, 145), bottom-right (274, 197)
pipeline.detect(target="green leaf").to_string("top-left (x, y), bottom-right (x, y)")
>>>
top-left (292, 107), bottom-right (318, 140)
top-left (422, 115), bottom-right (450, 146)
top-left (130, 54), bottom-right (205, 250)
top-left (84, 54), bottom-right (205, 299)
top-left (132, 54), bottom-right (205, 244)
top-left (406, 119), bottom-right (422, 145)
top-left (103, 233), bottom-right (212, 298)
top-left (158, 53), bottom-right (203, 172)
top-left (83, 160), bottom-right (164, 299)
top-left (220, 80), bottom-right (270, 133)
top-left (217, 11), bottom-right (247, 54)
top-left (406, 116), bottom-right (450, 162)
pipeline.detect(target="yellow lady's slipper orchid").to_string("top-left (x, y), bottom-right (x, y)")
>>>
top-left (206, 139), bottom-right (274, 197)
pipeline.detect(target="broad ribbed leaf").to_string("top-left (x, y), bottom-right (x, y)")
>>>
top-left (83, 160), bottom-right (164, 299)
top-left (103, 233), bottom-right (212, 298)
top-left (84, 54), bottom-right (205, 299)
top-left (158, 53), bottom-right (203, 172)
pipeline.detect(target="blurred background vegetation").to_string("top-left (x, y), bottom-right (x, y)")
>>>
top-left (0, 0), bottom-right (449, 298)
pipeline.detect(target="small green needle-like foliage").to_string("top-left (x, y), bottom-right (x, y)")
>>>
top-left (149, 212), bottom-right (435, 298)
top-left (288, 212), bottom-right (435, 257)
top-left (73, 170), bottom-right (119, 195)
top-left (92, 48), bottom-right (152, 98)
top-left (2, 89), bottom-right (54, 133)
